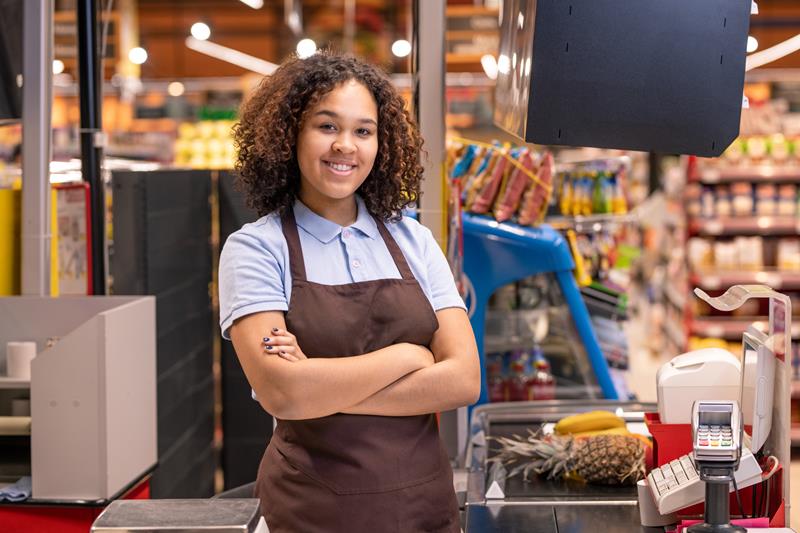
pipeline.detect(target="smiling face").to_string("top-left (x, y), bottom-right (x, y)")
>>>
top-left (296, 79), bottom-right (379, 218)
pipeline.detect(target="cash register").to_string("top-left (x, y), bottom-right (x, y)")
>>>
top-left (640, 285), bottom-right (793, 531)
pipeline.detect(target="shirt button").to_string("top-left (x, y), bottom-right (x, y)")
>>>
top-left (342, 229), bottom-right (351, 238)
top-left (352, 259), bottom-right (361, 268)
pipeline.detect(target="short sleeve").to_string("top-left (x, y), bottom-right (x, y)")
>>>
top-left (420, 226), bottom-right (467, 312)
top-left (218, 224), bottom-right (288, 340)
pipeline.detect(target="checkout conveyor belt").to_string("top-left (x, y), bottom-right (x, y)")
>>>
top-left (462, 400), bottom-right (663, 533)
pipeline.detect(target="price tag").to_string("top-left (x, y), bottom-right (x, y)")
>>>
top-left (701, 275), bottom-right (721, 290)
top-left (707, 325), bottom-right (725, 338)
top-left (704, 220), bottom-right (723, 235)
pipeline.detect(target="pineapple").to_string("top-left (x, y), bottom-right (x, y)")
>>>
top-left (491, 429), bottom-right (646, 485)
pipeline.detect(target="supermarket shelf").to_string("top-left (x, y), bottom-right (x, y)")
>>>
top-left (688, 216), bottom-right (800, 236)
top-left (792, 380), bottom-right (800, 399)
top-left (690, 270), bottom-right (800, 291)
top-left (663, 282), bottom-right (686, 309)
top-left (546, 213), bottom-right (638, 232)
top-left (689, 317), bottom-right (800, 340)
top-left (692, 164), bottom-right (800, 184)
top-left (792, 426), bottom-right (800, 447)
top-left (664, 319), bottom-right (687, 349)
top-left (0, 377), bottom-right (30, 390)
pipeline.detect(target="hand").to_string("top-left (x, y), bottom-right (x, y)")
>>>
top-left (262, 328), bottom-right (307, 362)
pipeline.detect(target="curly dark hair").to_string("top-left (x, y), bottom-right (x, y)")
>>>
top-left (233, 51), bottom-right (424, 221)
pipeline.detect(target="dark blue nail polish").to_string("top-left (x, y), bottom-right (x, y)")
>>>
top-left (263, 337), bottom-right (270, 342)
top-left (266, 346), bottom-right (273, 350)
top-left (272, 328), bottom-right (278, 333)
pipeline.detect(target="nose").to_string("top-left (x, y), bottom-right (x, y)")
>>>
top-left (331, 133), bottom-right (356, 154)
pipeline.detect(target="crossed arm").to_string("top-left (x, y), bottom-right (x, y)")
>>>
top-left (229, 307), bottom-right (480, 420)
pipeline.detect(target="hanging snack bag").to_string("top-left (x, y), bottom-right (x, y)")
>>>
top-left (518, 151), bottom-right (555, 225)
top-left (462, 145), bottom-right (493, 204)
top-left (495, 150), bottom-right (537, 221)
top-left (470, 151), bottom-right (510, 214)
top-left (464, 150), bottom-right (498, 210)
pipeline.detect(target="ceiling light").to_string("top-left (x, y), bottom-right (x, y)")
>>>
top-left (391, 39), bottom-right (411, 58)
top-left (191, 22), bottom-right (211, 41)
top-left (296, 38), bottom-right (317, 59)
top-left (52, 59), bottom-right (64, 75)
top-left (128, 47), bottom-right (148, 65)
top-left (497, 54), bottom-right (510, 75)
top-left (167, 81), bottom-right (185, 97)
top-left (746, 33), bottom-right (800, 71)
top-left (747, 36), bottom-right (759, 53)
top-left (239, 0), bottom-right (264, 8)
top-left (185, 37), bottom-right (278, 75)
top-left (480, 54), bottom-right (498, 80)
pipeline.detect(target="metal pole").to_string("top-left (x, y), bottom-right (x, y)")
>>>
top-left (412, 0), bottom-right (446, 248)
top-left (21, 0), bottom-right (53, 296)
top-left (412, 0), bottom-right (465, 460)
top-left (77, 0), bottom-right (106, 295)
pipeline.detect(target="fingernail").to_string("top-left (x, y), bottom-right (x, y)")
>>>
top-left (263, 337), bottom-right (270, 342)
top-left (265, 346), bottom-right (273, 350)
top-left (279, 351), bottom-right (285, 355)
top-left (271, 328), bottom-right (279, 333)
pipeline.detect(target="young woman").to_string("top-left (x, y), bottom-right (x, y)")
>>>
top-left (219, 51), bottom-right (480, 533)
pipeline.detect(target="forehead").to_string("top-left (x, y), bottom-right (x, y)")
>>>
top-left (310, 80), bottom-right (378, 118)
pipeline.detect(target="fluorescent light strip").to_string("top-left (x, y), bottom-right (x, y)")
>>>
top-left (185, 37), bottom-right (277, 75)
top-left (240, 0), bottom-right (264, 8)
top-left (746, 33), bottom-right (800, 71)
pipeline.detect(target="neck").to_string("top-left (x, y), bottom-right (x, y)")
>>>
top-left (298, 191), bottom-right (358, 227)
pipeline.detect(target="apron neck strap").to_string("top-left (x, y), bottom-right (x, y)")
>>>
top-left (280, 208), bottom-right (308, 281)
top-left (281, 206), bottom-right (415, 282)
top-left (372, 215), bottom-right (414, 281)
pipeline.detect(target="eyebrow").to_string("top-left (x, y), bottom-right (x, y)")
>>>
top-left (313, 110), bottom-right (377, 127)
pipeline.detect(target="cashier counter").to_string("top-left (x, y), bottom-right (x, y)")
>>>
top-left (3, 295), bottom-right (793, 533)
top-left (458, 283), bottom-right (796, 533)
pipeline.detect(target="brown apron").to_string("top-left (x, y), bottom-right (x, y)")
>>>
top-left (254, 209), bottom-right (460, 533)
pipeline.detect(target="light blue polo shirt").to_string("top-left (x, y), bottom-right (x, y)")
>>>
top-left (219, 195), bottom-right (466, 340)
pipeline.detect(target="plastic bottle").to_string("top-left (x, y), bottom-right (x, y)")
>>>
top-left (486, 353), bottom-right (507, 403)
top-left (529, 350), bottom-right (556, 400)
top-left (506, 350), bottom-right (530, 401)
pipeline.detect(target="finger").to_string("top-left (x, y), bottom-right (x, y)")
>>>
top-left (264, 344), bottom-right (295, 353)
top-left (262, 335), bottom-right (295, 346)
top-left (278, 351), bottom-right (299, 362)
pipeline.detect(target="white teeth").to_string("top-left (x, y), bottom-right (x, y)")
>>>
top-left (326, 161), bottom-right (354, 171)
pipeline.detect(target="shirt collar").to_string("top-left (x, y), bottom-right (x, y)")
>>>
top-left (293, 196), bottom-right (379, 244)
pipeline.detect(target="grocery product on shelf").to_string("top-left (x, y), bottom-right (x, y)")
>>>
top-left (452, 138), bottom-right (554, 226)
top-left (173, 120), bottom-right (236, 169)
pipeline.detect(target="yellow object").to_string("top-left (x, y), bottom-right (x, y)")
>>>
top-left (0, 188), bottom-right (21, 295)
top-left (554, 410), bottom-right (626, 435)
top-left (566, 229), bottom-right (592, 287)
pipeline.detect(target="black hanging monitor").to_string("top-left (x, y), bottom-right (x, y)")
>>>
top-left (0, 0), bottom-right (23, 123)
top-left (494, 0), bottom-right (752, 157)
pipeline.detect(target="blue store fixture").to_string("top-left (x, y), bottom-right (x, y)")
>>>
top-left (462, 213), bottom-right (618, 405)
